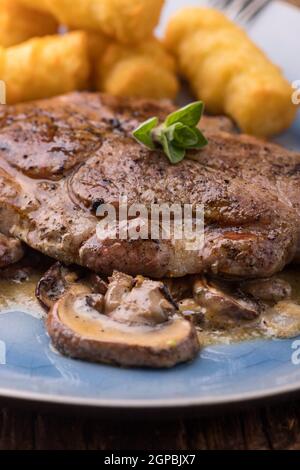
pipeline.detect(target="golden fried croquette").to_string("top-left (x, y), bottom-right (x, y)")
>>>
top-left (0, 0), bottom-right (58, 47)
top-left (85, 31), bottom-right (110, 88)
top-left (93, 38), bottom-right (179, 99)
top-left (86, 32), bottom-right (110, 65)
top-left (165, 7), bottom-right (232, 50)
top-left (18, 0), bottom-right (165, 44)
top-left (0, 32), bottom-right (90, 104)
top-left (165, 7), bottom-right (297, 137)
top-left (14, 0), bottom-right (51, 13)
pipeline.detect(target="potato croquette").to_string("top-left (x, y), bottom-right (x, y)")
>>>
top-left (0, 32), bottom-right (90, 104)
top-left (94, 39), bottom-right (179, 99)
top-left (165, 7), bottom-right (297, 137)
top-left (0, 0), bottom-right (58, 47)
top-left (15, 0), bottom-right (51, 12)
top-left (85, 31), bottom-right (110, 88)
top-left (18, 0), bottom-right (165, 44)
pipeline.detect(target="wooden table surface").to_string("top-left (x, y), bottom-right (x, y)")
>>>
top-left (1, 400), bottom-right (300, 450)
top-left (1, 0), bottom-right (300, 451)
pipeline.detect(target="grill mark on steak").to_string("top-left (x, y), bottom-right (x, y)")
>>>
top-left (0, 92), bottom-right (298, 279)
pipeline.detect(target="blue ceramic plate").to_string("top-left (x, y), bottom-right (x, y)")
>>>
top-left (0, 0), bottom-right (299, 410)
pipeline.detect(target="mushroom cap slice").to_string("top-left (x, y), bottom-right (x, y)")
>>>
top-left (241, 277), bottom-right (292, 303)
top-left (178, 298), bottom-right (204, 325)
top-left (36, 262), bottom-right (84, 309)
top-left (193, 277), bottom-right (261, 328)
top-left (47, 286), bottom-right (199, 368)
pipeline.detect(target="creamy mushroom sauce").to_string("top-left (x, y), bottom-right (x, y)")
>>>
top-left (0, 265), bottom-right (300, 346)
top-left (195, 268), bottom-right (300, 346)
top-left (0, 268), bottom-right (45, 319)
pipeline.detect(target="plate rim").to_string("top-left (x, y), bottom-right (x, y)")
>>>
top-left (0, 377), bottom-right (300, 409)
top-left (1, 1), bottom-right (299, 412)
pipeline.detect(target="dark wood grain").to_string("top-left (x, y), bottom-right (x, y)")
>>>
top-left (0, 403), bottom-right (290, 449)
top-left (1, 400), bottom-right (300, 450)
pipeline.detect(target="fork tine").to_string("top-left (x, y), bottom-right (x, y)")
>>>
top-left (206, 0), bottom-right (231, 9)
top-left (225, 0), bottom-right (250, 20)
top-left (235, 0), bottom-right (271, 23)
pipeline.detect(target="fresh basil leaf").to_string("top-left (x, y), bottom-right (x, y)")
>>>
top-left (132, 117), bottom-right (158, 149)
top-left (160, 133), bottom-right (186, 164)
top-left (165, 101), bottom-right (204, 127)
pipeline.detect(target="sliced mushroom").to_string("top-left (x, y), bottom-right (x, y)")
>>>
top-left (163, 276), bottom-right (194, 302)
top-left (87, 273), bottom-right (108, 295)
top-left (178, 298), bottom-right (204, 325)
top-left (105, 272), bottom-right (177, 327)
top-left (193, 277), bottom-right (261, 328)
top-left (36, 262), bottom-right (83, 309)
top-left (104, 271), bottom-right (133, 314)
top-left (86, 293), bottom-right (105, 312)
top-left (47, 273), bottom-right (199, 368)
top-left (36, 263), bottom-right (109, 309)
top-left (241, 277), bottom-right (292, 303)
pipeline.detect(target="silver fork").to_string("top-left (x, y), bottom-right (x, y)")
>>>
top-left (208, 0), bottom-right (272, 24)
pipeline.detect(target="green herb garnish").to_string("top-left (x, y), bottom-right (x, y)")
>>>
top-left (132, 102), bottom-right (208, 164)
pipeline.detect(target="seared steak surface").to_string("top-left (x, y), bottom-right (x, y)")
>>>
top-left (0, 92), bottom-right (299, 278)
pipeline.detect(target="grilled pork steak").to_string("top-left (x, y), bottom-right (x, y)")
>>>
top-left (0, 92), bottom-right (298, 279)
top-left (193, 131), bottom-right (300, 261)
